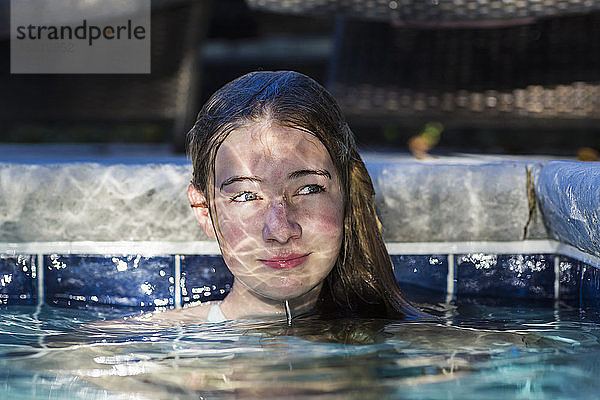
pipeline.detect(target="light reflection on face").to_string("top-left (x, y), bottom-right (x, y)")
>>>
top-left (210, 122), bottom-right (344, 301)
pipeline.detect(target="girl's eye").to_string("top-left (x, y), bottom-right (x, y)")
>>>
top-left (231, 192), bottom-right (260, 202)
top-left (297, 184), bottom-right (325, 196)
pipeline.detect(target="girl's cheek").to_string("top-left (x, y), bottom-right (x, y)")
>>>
top-left (219, 224), bottom-right (247, 244)
top-left (215, 208), bottom-right (263, 246)
top-left (301, 203), bottom-right (344, 236)
top-left (217, 214), bottom-right (259, 244)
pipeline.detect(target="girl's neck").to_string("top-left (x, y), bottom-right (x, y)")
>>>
top-left (219, 280), bottom-right (322, 320)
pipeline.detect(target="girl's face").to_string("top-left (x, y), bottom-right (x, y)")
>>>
top-left (201, 122), bottom-right (344, 301)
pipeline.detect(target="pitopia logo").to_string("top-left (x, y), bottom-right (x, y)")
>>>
top-left (11, 0), bottom-right (151, 74)
top-left (15, 19), bottom-right (147, 47)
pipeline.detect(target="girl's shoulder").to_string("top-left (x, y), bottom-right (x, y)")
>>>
top-left (135, 301), bottom-right (223, 323)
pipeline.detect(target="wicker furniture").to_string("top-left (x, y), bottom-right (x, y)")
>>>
top-left (246, 0), bottom-right (600, 25)
top-left (248, 0), bottom-right (600, 129)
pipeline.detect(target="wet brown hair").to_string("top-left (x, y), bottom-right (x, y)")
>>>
top-left (187, 71), bottom-right (424, 319)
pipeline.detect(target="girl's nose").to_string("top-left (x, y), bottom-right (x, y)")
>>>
top-left (262, 199), bottom-right (301, 244)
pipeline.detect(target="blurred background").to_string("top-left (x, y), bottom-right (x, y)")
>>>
top-left (1, 0), bottom-right (600, 159)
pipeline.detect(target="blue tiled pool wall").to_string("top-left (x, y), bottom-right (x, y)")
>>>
top-left (0, 254), bottom-right (233, 309)
top-left (1, 252), bottom-right (597, 310)
top-left (393, 253), bottom-right (599, 309)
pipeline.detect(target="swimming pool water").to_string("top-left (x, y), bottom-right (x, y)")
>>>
top-left (1, 299), bottom-right (599, 400)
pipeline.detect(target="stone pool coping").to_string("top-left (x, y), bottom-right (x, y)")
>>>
top-left (1, 153), bottom-right (598, 259)
top-left (534, 161), bottom-right (600, 259)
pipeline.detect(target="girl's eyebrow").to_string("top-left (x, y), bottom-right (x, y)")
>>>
top-left (219, 169), bottom-right (331, 191)
top-left (220, 176), bottom-right (262, 191)
top-left (288, 169), bottom-right (331, 180)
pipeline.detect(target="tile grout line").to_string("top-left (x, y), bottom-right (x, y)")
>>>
top-left (579, 264), bottom-right (586, 309)
top-left (36, 254), bottom-right (44, 307)
top-left (174, 255), bottom-right (181, 309)
top-left (553, 255), bottom-right (561, 319)
top-left (445, 254), bottom-right (455, 304)
top-left (34, 254), bottom-right (47, 349)
top-left (554, 255), bottom-right (560, 302)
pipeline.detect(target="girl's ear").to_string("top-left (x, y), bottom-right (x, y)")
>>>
top-left (187, 184), bottom-right (216, 239)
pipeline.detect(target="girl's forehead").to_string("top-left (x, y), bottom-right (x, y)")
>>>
top-left (214, 124), bottom-right (334, 176)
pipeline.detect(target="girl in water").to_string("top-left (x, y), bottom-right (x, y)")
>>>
top-left (178, 70), bottom-right (425, 322)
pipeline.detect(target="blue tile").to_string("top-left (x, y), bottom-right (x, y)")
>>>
top-left (558, 255), bottom-right (583, 306)
top-left (581, 264), bottom-right (600, 309)
top-left (390, 255), bottom-right (448, 293)
top-left (179, 255), bottom-right (233, 305)
top-left (44, 254), bottom-right (175, 308)
top-left (0, 255), bottom-right (36, 305)
top-left (456, 254), bottom-right (554, 299)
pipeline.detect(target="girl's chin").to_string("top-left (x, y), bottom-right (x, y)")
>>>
top-left (251, 276), bottom-right (318, 301)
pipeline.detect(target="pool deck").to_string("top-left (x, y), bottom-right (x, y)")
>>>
top-left (0, 142), bottom-right (571, 164)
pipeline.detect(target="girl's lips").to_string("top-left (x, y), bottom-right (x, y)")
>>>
top-left (260, 253), bottom-right (310, 270)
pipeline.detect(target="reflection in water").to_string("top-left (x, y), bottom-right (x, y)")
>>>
top-left (1, 304), bottom-right (599, 399)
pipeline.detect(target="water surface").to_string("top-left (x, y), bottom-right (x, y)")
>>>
top-left (1, 300), bottom-right (599, 400)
